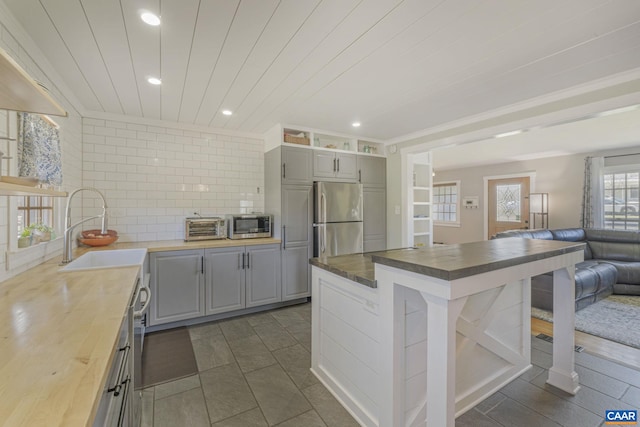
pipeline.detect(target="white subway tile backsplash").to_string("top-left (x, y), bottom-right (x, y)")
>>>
top-left (126, 123), bottom-right (147, 132)
top-left (106, 120), bottom-right (127, 129)
top-left (82, 116), bottom-right (264, 243)
top-left (116, 128), bottom-right (137, 138)
top-left (84, 134), bottom-right (105, 144)
top-left (94, 126), bottom-right (117, 137)
top-left (84, 118), bottom-right (105, 127)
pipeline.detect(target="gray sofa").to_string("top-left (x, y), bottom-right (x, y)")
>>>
top-left (493, 228), bottom-right (640, 311)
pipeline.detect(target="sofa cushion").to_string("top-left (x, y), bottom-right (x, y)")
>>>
top-left (586, 229), bottom-right (640, 262)
top-left (531, 262), bottom-right (615, 311)
top-left (551, 228), bottom-right (592, 259)
top-left (594, 259), bottom-right (640, 285)
top-left (492, 229), bottom-right (554, 240)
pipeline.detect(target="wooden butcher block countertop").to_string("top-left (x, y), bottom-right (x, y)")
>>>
top-left (0, 237), bottom-right (281, 426)
top-left (0, 256), bottom-right (140, 426)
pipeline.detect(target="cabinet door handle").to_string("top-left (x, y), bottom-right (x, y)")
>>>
top-left (333, 158), bottom-right (336, 172)
top-left (282, 163), bottom-right (286, 179)
top-left (108, 344), bottom-right (130, 396)
top-left (201, 256), bottom-right (204, 274)
top-left (242, 253), bottom-right (245, 269)
top-left (247, 253), bottom-right (250, 269)
top-left (337, 158), bottom-right (340, 172)
top-left (282, 226), bottom-right (286, 250)
top-left (359, 169), bottom-right (361, 183)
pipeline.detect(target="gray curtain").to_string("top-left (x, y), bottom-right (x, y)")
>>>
top-left (580, 156), bottom-right (593, 228)
top-left (17, 112), bottom-right (63, 185)
top-left (581, 156), bottom-right (604, 229)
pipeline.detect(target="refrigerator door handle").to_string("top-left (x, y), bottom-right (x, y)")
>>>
top-left (321, 192), bottom-right (326, 224)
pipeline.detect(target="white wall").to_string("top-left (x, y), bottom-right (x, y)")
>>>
top-left (81, 116), bottom-right (265, 242)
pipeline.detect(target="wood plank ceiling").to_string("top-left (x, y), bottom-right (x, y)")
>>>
top-left (5, 0), bottom-right (640, 141)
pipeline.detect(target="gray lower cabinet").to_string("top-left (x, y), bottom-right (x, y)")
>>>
top-left (282, 244), bottom-right (311, 300)
top-left (245, 244), bottom-right (281, 307)
top-left (204, 247), bottom-right (245, 315)
top-left (149, 249), bottom-right (205, 326)
top-left (205, 244), bottom-right (281, 314)
top-left (363, 187), bottom-right (387, 252)
top-left (150, 244), bottom-right (282, 326)
top-left (282, 185), bottom-right (313, 300)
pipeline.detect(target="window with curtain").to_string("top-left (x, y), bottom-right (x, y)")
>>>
top-left (16, 113), bottom-right (61, 239)
top-left (17, 112), bottom-right (63, 185)
top-left (433, 181), bottom-right (460, 225)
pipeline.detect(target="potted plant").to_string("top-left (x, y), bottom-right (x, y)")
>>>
top-left (18, 229), bottom-right (32, 248)
top-left (28, 223), bottom-right (55, 243)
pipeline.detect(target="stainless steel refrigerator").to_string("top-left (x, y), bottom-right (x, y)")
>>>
top-left (313, 181), bottom-right (363, 257)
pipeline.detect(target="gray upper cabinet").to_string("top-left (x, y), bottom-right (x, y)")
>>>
top-left (204, 247), bottom-right (245, 315)
top-left (358, 155), bottom-right (386, 187)
top-left (313, 151), bottom-right (358, 181)
top-left (149, 250), bottom-right (205, 326)
top-left (282, 146), bottom-right (313, 185)
top-left (312, 151), bottom-right (335, 179)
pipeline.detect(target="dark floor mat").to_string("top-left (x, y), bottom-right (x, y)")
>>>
top-left (141, 327), bottom-right (198, 388)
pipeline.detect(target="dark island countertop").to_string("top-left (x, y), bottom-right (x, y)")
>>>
top-left (310, 239), bottom-right (585, 287)
top-left (309, 248), bottom-right (418, 288)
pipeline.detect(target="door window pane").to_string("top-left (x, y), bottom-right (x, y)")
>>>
top-left (496, 184), bottom-right (521, 222)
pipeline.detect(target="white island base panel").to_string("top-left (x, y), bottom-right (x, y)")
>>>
top-left (311, 250), bottom-right (582, 427)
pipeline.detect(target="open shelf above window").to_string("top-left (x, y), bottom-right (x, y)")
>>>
top-left (0, 181), bottom-right (67, 197)
top-left (0, 47), bottom-right (67, 117)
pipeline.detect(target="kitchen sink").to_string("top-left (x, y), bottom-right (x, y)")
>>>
top-left (60, 248), bottom-right (147, 271)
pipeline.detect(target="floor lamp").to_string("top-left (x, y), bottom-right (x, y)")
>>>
top-left (529, 193), bottom-right (549, 229)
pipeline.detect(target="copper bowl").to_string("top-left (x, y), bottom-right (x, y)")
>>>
top-left (78, 229), bottom-right (118, 247)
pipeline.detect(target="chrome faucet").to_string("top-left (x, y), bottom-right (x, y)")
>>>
top-left (61, 187), bottom-right (108, 264)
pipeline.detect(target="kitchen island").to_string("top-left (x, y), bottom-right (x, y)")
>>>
top-left (310, 238), bottom-right (584, 427)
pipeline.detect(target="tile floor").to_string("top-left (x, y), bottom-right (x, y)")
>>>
top-left (141, 303), bottom-right (640, 426)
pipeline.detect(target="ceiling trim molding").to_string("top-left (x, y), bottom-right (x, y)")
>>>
top-left (385, 68), bottom-right (640, 147)
top-left (83, 110), bottom-right (266, 140)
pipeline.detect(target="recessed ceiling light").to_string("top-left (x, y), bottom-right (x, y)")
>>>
top-left (141, 12), bottom-right (161, 26)
top-left (222, 110), bottom-right (233, 116)
top-left (352, 122), bottom-right (361, 127)
top-left (147, 77), bottom-right (162, 85)
top-left (495, 129), bottom-right (522, 138)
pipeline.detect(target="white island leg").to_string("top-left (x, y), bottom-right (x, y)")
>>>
top-left (547, 266), bottom-right (580, 394)
top-left (420, 293), bottom-right (466, 427)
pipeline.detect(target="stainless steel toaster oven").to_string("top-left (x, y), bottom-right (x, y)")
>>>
top-left (184, 217), bottom-right (227, 241)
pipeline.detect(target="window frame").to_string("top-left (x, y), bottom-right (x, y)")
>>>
top-left (433, 180), bottom-right (461, 227)
top-left (602, 165), bottom-right (640, 231)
